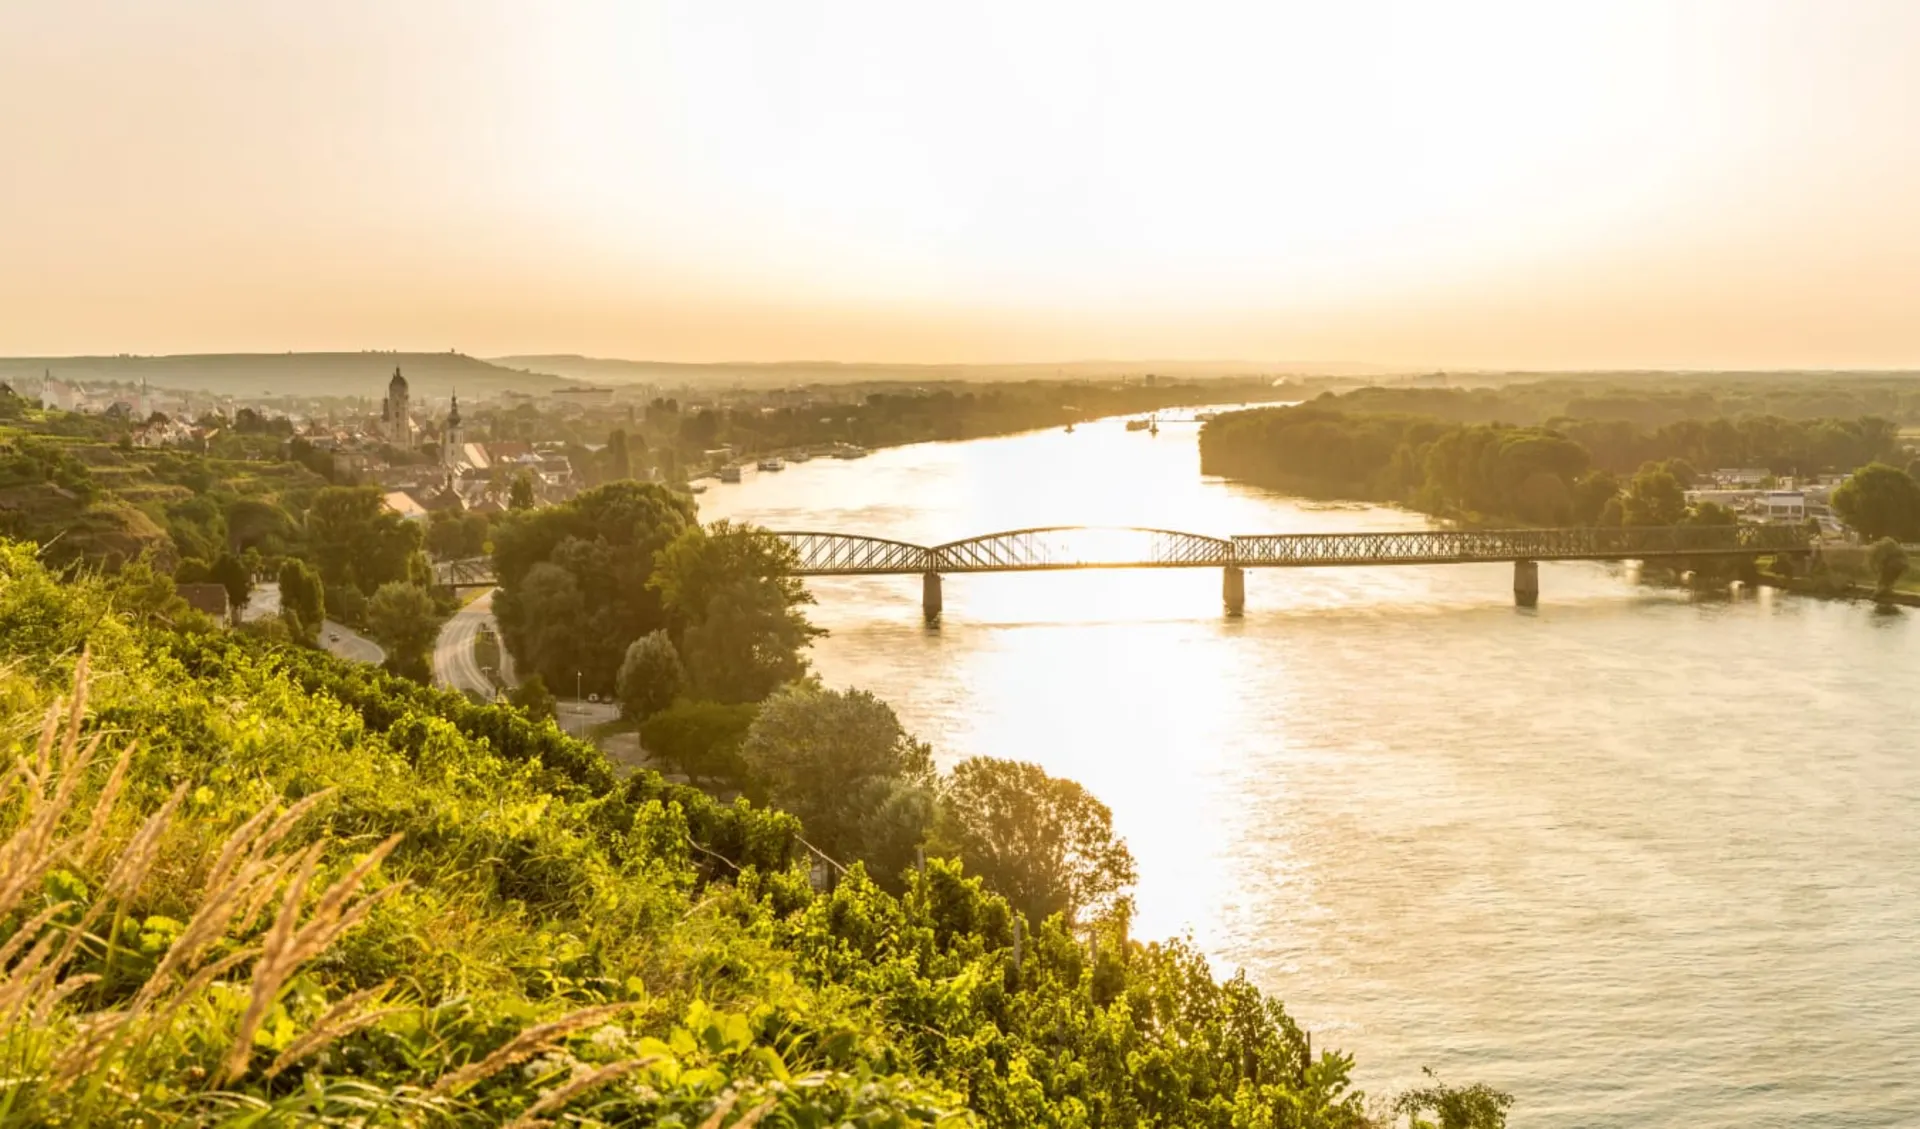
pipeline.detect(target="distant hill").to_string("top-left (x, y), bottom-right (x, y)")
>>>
top-left (1, 353), bottom-right (574, 400)
top-left (491, 355), bottom-right (1397, 389)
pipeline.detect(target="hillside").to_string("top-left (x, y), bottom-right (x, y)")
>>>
top-left (2, 352), bottom-right (575, 400)
top-left (0, 543), bottom-right (1479, 1127)
top-left (492, 355), bottom-right (1396, 389)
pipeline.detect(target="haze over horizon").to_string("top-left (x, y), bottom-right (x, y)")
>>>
top-left (6, 1), bottom-right (1919, 369)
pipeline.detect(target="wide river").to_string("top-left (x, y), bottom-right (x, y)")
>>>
top-left (698, 415), bottom-right (1919, 1128)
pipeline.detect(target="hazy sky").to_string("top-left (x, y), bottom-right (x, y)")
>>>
top-left (5, 1), bottom-right (1919, 367)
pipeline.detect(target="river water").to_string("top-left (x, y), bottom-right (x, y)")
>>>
top-left (698, 416), bottom-right (1920, 1128)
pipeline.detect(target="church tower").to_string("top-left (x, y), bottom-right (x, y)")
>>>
top-left (381, 367), bottom-right (412, 449)
top-left (442, 390), bottom-right (463, 469)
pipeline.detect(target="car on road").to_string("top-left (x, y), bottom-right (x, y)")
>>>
top-left (328, 633), bottom-right (340, 642)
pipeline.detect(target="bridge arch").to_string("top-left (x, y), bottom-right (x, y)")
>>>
top-left (932, 526), bottom-right (1232, 572)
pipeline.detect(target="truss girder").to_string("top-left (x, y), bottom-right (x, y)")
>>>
top-left (932, 526), bottom-right (1233, 572)
top-left (772, 524), bottom-right (1808, 575)
top-left (1229, 524), bottom-right (1810, 566)
top-left (771, 532), bottom-right (934, 575)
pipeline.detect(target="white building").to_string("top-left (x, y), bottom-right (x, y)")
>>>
top-left (1760, 491), bottom-right (1806, 522)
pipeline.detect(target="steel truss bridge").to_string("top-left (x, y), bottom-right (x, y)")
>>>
top-left (434, 524), bottom-right (1811, 615)
top-left (769, 524), bottom-right (1811, 616)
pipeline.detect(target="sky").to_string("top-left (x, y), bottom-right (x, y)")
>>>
top-left (4, 0), bottom-right (1919, 369)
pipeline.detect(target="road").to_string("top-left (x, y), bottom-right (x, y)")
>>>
top-left (433, 587), bottom-right (511, 697)
top-left (243, 582), bottom-right (385, 665)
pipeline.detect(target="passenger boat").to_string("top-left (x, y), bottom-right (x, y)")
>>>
top-left (717, 464), bottom-right (742, 483)
top-left (757, 457), bottom-right (785, 471)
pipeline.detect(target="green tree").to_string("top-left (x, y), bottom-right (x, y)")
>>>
top-left (1831, 462), bottom-right (1920, 542)
top-left (508, 472), bottom-right (536, 511)
top-left (206, 552), bottom-right (253, 616)
top-left (1621, 464), bottom-right (1686, 526)
top-left (1867, 537), bottom-right (1908, 595)
top-left (364, 582), bottom-right (445, 684)
top-left (933, 757), bottom-right (1137, 925)
top-left (305, 486), bottom-right (425, 596)
top-left (650, 521), bottom-right (821, 702)
top-left (277, 557), bottom-right (326, 642)
top-left (738, 684), bottom-right (936, 881)
top-left (425, 509), bottom-right (469, 559)
top-left (616, 630), bottom-right (684, 720)
top-left (1570, 470), bottom-right (1620, 525)
top-left (490, 482), bottom-right (698, 696)
top-left (224, 498), bottom-right (294, 556)
top-left (679, 579), bottom-right (817, 703)
top-left (639, 699), bottom-right (758, 789)
top-left (499, 562), bottom-right (589, 692)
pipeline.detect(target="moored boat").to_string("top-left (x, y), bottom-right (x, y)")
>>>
top-left (757, 457), bottom-right (785, 471)
top-left (718, 464), bottom-right (742, 483)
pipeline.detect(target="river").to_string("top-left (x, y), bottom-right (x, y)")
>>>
top-left (697, 414), bottom-right (1920, 1128)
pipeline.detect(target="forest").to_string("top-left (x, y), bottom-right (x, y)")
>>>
top-left (1199, 400), bottom-right (1905, 527)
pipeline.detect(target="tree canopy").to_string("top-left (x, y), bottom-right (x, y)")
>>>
top-left (489, 481), bottom-right (698, 696)
top-left (364, 581), bottom-right (445, 683)
top-left (1831, 463), bottom-right (1920, 542)
top-left (738, 684), bottom-right (936, 882)
top-left (304, 486), bottom-right (424, 597)
top-left (934, 757), bottom-right (1138, 925)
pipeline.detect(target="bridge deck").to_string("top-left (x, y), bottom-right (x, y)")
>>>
top-left (433, 525), bottom-right (1810, 584)
top-left (774, 525), bottom-right (1809, 575)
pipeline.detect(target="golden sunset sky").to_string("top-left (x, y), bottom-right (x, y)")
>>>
top-left (4, 1), bottom-right (1918, 368)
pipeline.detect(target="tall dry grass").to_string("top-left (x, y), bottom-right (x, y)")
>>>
top-left (0, 656), bottom-right (665, 1125)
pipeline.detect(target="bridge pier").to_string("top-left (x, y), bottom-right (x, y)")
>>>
top-left (1222, 565), bottom-right (1245, 615)
top-left (1514, 559), bottom-right (1539, 607)
top-left (922, 570), bottom-right (942, 622)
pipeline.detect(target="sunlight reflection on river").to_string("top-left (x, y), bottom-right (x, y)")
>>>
top-left (700, 415), bottom-right (1920, 1128)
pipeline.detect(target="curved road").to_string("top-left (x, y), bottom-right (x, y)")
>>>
top-left (433, 587), bottom-right (512, 697)
top-left (243, 582), bottom-right (385, 665)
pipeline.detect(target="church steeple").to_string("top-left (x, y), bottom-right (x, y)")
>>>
top-left (442, 388), bottom-right (464, 469)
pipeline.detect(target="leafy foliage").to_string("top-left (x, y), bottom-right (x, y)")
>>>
top-left (305, 485), bottom-right (426, 598)
top-left (490, 481), bottom-right (698, 696)
top-left (934, 757), bottom-right (1138, 925)
top-left (0, 540), bottom-right (1509, 1126)
top-left (616, 630), bottom-right (685, 720)
top-left (1867, 537), bottom-right (1908, 594)
top-left (651, 521), bottom-right (823, 703)
top-left (639, 699), bottom-right (758, 790)
top-left (365, 581), bottom-right (447, 683)
top-left (278, 555), bottom-right (326, 642)
top-left (739, 685), bottom-right (936, 885)
top-left (1831, 462), bottom-right (1920, 542)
